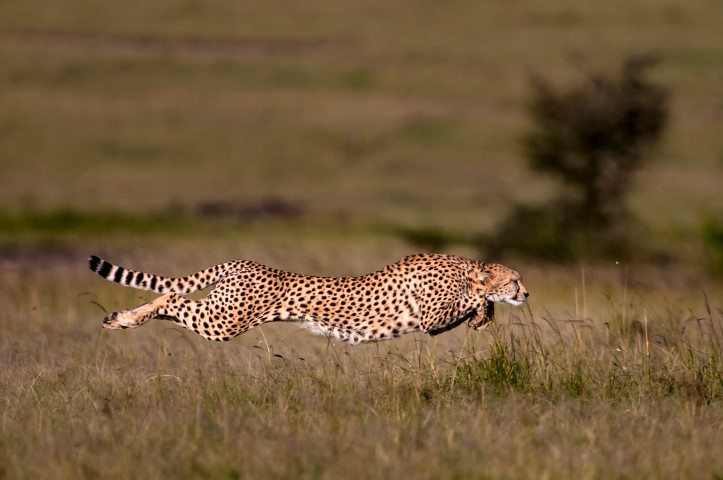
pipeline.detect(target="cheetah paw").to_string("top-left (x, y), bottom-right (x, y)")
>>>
top-left (103, 310), bottom-right (142, 329)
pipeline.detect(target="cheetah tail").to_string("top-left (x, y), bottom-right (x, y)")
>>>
top-left (88, 255), bottom-right (242, 295)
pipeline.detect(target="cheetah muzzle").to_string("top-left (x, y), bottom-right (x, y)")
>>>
top-left (89, 253), bottom-right (529, 344)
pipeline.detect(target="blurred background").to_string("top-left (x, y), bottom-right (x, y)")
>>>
top-left (0, 0), bottom-right (721, 360)
top-left (0, 0), bottom-right (720, 275)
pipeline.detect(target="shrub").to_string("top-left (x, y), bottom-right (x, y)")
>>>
top-left (487, 55), bottom-right (669, 260)
top-left (702, 217), bottom-right (723, 277)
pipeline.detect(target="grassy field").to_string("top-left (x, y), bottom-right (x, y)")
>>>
top-left (1, 0), bottom-right (722, 478)
top-left (1, 245), bottom-right (721, 478)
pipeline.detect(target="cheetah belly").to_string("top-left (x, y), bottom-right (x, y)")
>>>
top-left (298, 308), bottom-right (420, 344)
top-left (301, 321), bottom-right (358, 343)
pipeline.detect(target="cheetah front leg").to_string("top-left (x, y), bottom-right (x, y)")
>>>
top-left (103, 293), bottom-right (176, 329)
top-left (468, 300), bottom-right (494, 331)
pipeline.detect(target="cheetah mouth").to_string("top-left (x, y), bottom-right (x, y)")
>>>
top-left (506, 284), bottom-right (529, 306)
top-left (505, 298), bottom-right (526, 307)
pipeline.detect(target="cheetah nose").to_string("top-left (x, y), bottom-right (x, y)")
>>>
top-left (524, 291), bottom-right (529, 299)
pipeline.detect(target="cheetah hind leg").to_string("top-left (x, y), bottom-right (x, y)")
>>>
top-left (102, 293), bottom-right (175, 330)
top-left (468, 301), bottom-right (495, 331)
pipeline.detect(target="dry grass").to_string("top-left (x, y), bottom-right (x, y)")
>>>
top-left (1, 246), bottom-right (721, 479)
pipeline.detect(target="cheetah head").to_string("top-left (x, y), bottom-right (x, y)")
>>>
top-left (475, 263), bottom-right (529, 306)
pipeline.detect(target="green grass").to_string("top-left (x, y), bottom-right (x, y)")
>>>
top-left (0, 208), bottom-right (195, 235)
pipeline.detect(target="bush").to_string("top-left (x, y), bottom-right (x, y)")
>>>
top-left (487, 55), bottom-right (669, 260)
top-left (702, 217), bottom-right (723, 277)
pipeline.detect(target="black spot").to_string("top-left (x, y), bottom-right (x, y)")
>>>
top-left (150, 276), bottom-right (157, 290)
top-left (124, 270), bottom-right (134, 285)
top-left (135, 272), bottom-right (144, 284)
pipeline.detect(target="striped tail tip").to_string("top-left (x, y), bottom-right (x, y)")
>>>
top-left (89, 255), bottom-right (102, 272)
top-left (89, 255), bottom-right (113, 278)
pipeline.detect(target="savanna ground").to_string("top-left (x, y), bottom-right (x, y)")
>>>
top-left (0, 1), bottom-right (721, 478)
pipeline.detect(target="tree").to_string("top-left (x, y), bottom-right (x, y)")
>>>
top-left (488, 55), bottom-right (669, 259)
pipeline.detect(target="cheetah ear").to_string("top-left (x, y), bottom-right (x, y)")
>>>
top-left (476, 271), bottom-right (490, 284)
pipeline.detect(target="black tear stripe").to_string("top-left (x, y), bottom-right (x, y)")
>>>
top-left (98, 261), bottom-right (112, 278)
top-left (113, 267), bottom-right (124, 282)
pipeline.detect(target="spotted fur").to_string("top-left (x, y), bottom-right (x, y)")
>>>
top-left (89, 253), bottom-right (528, 344)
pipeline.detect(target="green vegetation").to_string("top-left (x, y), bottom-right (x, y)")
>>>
top-left (489, 56), bottom-right (669, 260)
top-left (703, 217), bottom-right (723, 277)
top-left (0, 208), bottom-right (193, 235)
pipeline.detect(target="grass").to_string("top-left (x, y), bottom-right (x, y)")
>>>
top-left (0, 208), bottom-right (197, 236)
top-left (1, 247), bottom-right (721, 479)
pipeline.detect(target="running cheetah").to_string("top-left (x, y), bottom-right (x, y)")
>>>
top-left (89, 253), bottom-right (528, 344)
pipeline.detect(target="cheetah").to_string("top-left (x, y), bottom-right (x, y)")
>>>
top-left (88, 253), bottom-right (528, 344)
